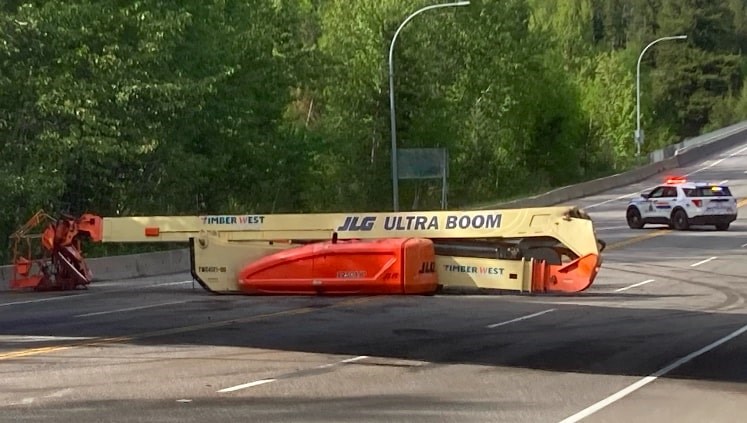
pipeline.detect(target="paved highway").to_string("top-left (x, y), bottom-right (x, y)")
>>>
top-left (2, 143), bottom-right (747, 422)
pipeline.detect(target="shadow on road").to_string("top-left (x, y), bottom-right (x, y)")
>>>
top-left (1, 289), bottom-right (746, 387)
top-left (0, 395), bottom-right (514, 422)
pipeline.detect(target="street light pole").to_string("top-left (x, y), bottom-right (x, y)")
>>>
top-left (635, 34), bottom-right (687, 156)
top-left (388, 1), bottom-right (470, 211)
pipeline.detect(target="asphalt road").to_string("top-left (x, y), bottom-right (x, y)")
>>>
top-left (2, 143), bottom-right (747, 422)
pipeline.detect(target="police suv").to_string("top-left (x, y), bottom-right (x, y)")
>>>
top-left (626, 176), bottom-right (738, 231)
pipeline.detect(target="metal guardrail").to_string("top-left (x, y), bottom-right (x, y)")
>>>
top-left (648, 120), bottom-right (747, 162)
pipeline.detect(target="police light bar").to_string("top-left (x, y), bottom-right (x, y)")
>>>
top-left (665, 176), bottom-right (687, 184)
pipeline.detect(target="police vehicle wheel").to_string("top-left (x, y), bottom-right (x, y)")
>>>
top-left (671, 209), bottom-right (689, 230)
top-left (715, 223), bottom-right (730, 231)
top-left (626, 207), bottom-right (644, 229)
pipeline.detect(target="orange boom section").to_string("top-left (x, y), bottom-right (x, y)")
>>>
top-left (236, 238), bottom-right (438, 295)
top-left (532, 253), bottom-right (600, 293)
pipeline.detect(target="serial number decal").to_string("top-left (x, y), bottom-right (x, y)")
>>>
top-left (198, 266), bottom-right (227, 273)
top-left (336, 270), bottom-right (367, 279)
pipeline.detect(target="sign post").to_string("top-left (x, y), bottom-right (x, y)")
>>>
top-left (397, 148), bottom-right (449, 210)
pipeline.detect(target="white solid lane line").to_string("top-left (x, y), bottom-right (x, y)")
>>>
top-left (0, 294), bottom-right (93, 308)
top-left (74, 300), bottom-right (191, 318)
top-left (3, 398), bottom-right (35, 407)
top-left (149, 280), bottom-right (194, 287)
top-left (585, 192), bottom-right (641, 209)
top-left (684, 143), bottom-right (747, 175)
top-left (217, 379), bottom-right (277, 393)
top-left (690, 257), bottom-right (717, 267)
top-left (0, 335), bottom-right (96, 343)
top-left (558, 322), bottom-right (747, 423)
top-left (594, 226), bottom-right (631, 231)
top-left (340, 355), bottom-right (368, 364)
top-left (586, 144), bottom-right (747, 209)
top-left (317, 355), bottom-right (369, 369)
top-left (614, 279), bottom-right (655, 293)
top-left (703, 158), bottom-right (725, 170)
top-left (217, 355), bottom-right (369, 393)
top-left (1, 388), bottom-right (72, 408)
top-left (486, 309), bottom-right (556, 329)
top-left (0, 280), bottom-right (193, 308)
top-left (95, 279), bottom-right (193, 288)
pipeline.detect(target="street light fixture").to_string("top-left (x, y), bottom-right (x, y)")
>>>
top-left (635, 34), bottom-right (688, 156)
top-left (388, 1), bottom-right (470, 211)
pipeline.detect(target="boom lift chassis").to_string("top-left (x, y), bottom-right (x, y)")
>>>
top-left (9, 206), bottom-right (606, 295)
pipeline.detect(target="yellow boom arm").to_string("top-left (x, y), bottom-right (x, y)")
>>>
top-left (87, 206), bottom-right (604, 294)
top-left (102, 207), bottom-right (599, 254)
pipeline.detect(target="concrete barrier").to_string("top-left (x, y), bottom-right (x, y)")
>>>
top-left (479, 156), bottom-right (680, 210)
top-left (0, 265), bottom-right (12, 291)
top-left (671, 121), bottom-right (747, 158)
top-left (675, 123), bottom-right (747, 166)
top-left (2, 120), bottom-right (747, 291)
top-left (0, 248), bottom-right (190, 291)
top-left (479, 120), bottom-right (747, 210)
top-left (85, 248), bottom-right (190, 281)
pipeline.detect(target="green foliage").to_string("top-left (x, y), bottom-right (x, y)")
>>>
top-left (578, 51), bottom-right (637, 170)
top-left (650, 0), bottom-right (742, 138)
top-left (1, 0), bottom-right (745, 261)
top-left (704, 75), bottom-right (747, 130)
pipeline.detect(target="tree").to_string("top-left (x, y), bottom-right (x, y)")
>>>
top-left (653, 0), bottom-right (742, 137)
top-left (579, 51), bottom-right (637, 168)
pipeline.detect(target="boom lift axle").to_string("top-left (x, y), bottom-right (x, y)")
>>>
top-left (8, 206), bottom-right (606, 295)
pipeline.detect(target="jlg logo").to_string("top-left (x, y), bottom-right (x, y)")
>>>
top-left (336, 216), bottom-right (376, 232)
top-left (418, 261), bottom-right (436, 274)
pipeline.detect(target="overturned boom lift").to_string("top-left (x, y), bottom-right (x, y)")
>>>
top-left (9, 207), bottom-right (605, 295)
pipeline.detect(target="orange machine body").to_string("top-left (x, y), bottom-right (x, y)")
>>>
top-left (237, 238), bottom-right (438, 295)
top-left (532, 253), bottom-right (600, 293)
top-left (9, 211), bottom-right (102, 291)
